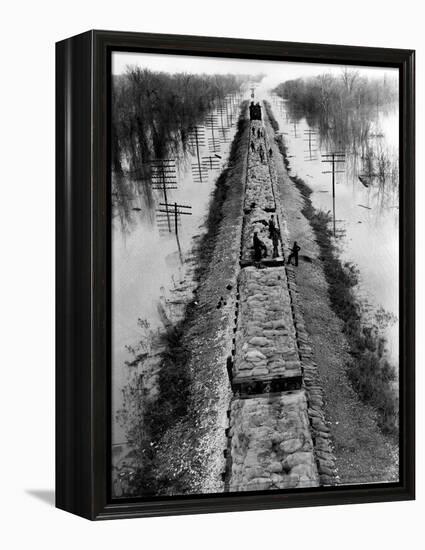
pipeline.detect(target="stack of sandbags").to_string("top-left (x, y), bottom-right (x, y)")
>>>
top-left (233, 267), bottom-right (301, 383)
top-left (229, 392), bottom-right (319, 491)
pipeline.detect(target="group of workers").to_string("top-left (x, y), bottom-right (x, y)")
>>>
top-left (250, 126), bottom-right (273, 164)
top-left (253, 214), bottom-right (300, 266)
top-left (251, 143), bottom-right (266, 163)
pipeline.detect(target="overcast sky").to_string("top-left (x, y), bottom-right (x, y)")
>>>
top-left (112, 51), bottom-right (398, 91)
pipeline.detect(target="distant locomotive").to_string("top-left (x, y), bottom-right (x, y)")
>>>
top-left (249, 101), bottom-right (262, 121)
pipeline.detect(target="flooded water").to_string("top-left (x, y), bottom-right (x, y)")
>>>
top-left (266, 93), bottom-right (399, 365)
top-left (112, 75), bottom-right (399, 448)
top-left (112, 97), bottom-right (242, 445)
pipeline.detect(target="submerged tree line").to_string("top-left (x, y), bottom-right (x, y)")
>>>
top-left (111, 68), bottom-right (250, 225)
top-left (112, 69), bottom-right (248, 173)
top-left (274, 70), bottom-right (399, 200)
top-left (274, 70), bottom-right (397, 131)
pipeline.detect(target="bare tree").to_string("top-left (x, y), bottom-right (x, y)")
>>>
top-left (341, 67), bottom-right (359, 95)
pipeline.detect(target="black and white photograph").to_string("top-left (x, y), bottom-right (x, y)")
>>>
top-left (1, 0), bottom-right (421, 542)
top-left (110, 52), bottom-right (400, 498)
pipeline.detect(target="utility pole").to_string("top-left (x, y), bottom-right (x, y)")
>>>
top-left (223, 97), bottom-right (231, 127)
top-left (188, 126), bottom-right (206, 183)
top-left (228, 110), bottom-right (234, 127)
top-left (303, 129), bottom-right (317, 161)
top-left (192, 126), bottom-right (202, 177)
top-left (205, 115), bottom-right (220, 154)
top-left (156, 202), bottom-right (192, 239)
top-left (202, 154), bottom-right (221, 170)
top-left (321, 152), bottom-right (346, 237)
top-left (217, 100), bottom-right (228, 141)
top-left (149, 159), bottom-right (177, 232)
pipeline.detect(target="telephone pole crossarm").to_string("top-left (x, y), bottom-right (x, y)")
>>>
top-left (321, 152), bottom-right (346, 237)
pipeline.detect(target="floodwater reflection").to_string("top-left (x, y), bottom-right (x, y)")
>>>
top-left (268, 93), bottom-right (399, 366)
top-left (112, 98), bottom-right (242, 446)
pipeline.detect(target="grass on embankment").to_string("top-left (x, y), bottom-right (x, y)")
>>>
top-left (293, 179), bottom-right (398, 436)
top-left (195, 108), bottom-right (248, 282)
top-left (263, 101), bottom-right (290, 171)
top-left (127, 103), bottom-right (249, 496)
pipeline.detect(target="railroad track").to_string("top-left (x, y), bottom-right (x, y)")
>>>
top-left (223, 107), bottom-right (338, 492)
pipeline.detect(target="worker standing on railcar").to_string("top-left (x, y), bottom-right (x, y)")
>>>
top-left (253, 230), bottom-right (267, 261)
top-left (272, 228), bottom-right (282, 258)
top-left (268, 215), bottom-right (277, 239)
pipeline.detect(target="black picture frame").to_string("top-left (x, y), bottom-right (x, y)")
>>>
top-left (56, 29), bottom-right (415, 520)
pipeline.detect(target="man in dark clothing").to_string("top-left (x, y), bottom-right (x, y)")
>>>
top-left (252, 126), bottom-right (256, 136)
top-left (272, 228), bottom-right (282, 258)
top-left (257, 128), bottom-right (261, 139)
top-left (250, 142), bottom-right (256, 153)
top-left (287, 241), bottom-right (301, 266)
top-left (268, 215), bottom-right (277, 238)
top-left (259, 145), bottom-right (264, 163)
top-left (253, 231), bottom-right (267, 261)
top-left (255, 102), bottom-right (262, 120)
top-left (269, 147), bottom-right (273, 157)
